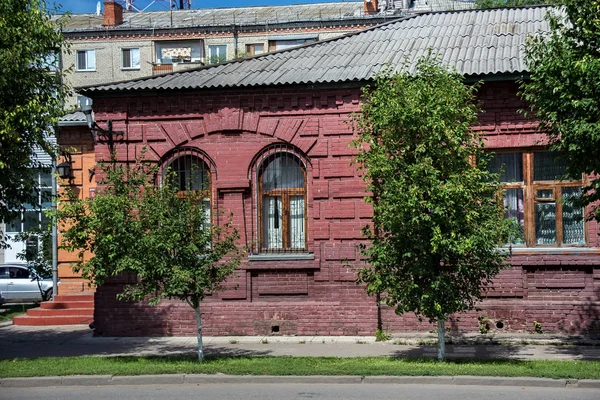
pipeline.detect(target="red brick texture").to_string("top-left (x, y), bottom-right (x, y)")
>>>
top-left (85, 81), bottom-right (600, 336)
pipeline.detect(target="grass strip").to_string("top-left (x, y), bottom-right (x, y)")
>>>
top-left (1, 356), bottom-right (599, 379)
top-left (0, 304), bottom-right (38, 322)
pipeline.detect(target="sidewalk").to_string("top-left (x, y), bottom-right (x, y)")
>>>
top-left (1, 323), bottom-right (599, 361)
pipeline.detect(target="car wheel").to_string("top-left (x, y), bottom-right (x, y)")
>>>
top-left (43, 289), bottom-right (53, 302)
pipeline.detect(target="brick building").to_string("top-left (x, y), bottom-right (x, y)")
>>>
top-left (62, 6), bottom-right (599, 336)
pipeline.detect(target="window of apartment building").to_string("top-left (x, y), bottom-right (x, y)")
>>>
top-left (208, 45), bottom-right (227, 64)
top-left (267, 36), bottom-right (318, 52)
top-left (41, 51), bottom-right (59, 71)
top-left (121, 48), bottom-right (140, 70)
top-left (245, 43), bottom-right (264, 56)
top-left (488, 151), bottom-right (585, 247)
top-left (155, 40), bottom-right (203, 64)
top-left (76, 49), bottom-right (96, 71)
top-left (162, 149), bottom-right (211, 227)
top-left (6, 169), bottom-right (52, 233)
top-left (258, 149), bottom-right (306, 252)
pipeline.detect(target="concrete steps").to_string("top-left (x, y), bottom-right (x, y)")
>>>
top-left (12, 292), bottom-right (94, 326)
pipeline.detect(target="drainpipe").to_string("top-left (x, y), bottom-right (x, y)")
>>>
top-left (51, 157), bottom-right (58, 299)
top-left (233, 25), bottom-right (238, 57)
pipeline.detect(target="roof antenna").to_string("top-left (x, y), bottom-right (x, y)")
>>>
top-left (96, 1), bottom-right (101, 16)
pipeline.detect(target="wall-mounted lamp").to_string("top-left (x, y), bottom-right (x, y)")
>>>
top-left (56, 152), bottom-right (73, 182)
top-left (81, 104), bottom-right (123, 153)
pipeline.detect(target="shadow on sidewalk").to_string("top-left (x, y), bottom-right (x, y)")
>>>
top-left (541, 346), bottom-right (600, 361)
top-left (205, 346), bottom-right (272, 357)
top-left (390, 343), bottom-right (526, 360)
top-left (0, 324), bottom-right (275, 359)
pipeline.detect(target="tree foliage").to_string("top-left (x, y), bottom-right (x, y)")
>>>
top-left (521, 0), bottom-right (600, 221)
top-left (0, 1), bottom-right (69, 243)
top-left (353, 57), bottom-right (509, 360)
top-left (58, 156), bottom-right (242, 361)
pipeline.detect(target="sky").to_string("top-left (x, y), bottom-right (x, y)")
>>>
top-left (53, 0), bottom-right (352, 14)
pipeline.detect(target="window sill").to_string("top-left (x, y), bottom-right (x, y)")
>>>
top-left (248, 253), bottom-right (314, 261)
top-left (121, 67), bottom-right (141, 71)
top-left (75, 69), bottom-right (96, 72)
top-left (502, 247), bottom-right (600, 254)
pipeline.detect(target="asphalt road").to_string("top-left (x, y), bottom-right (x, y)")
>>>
top-left (1, 384), bottom-right (599, 400)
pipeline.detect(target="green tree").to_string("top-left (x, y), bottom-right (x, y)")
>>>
top-left (521, 0), bottom-right (600, 221)
top-left (353, 57), bottom-right (508, 361)
top-left (58, 156), bottom-right (242, 362)
top-left (0, 1), bottom-right (69, 244)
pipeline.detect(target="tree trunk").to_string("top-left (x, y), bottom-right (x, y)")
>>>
top-left (437, 318), bottom-right (446, 361)
top-left (376, 292), bottom-right (383, 331)
top-left (194, 304), bottom-right (204, 362)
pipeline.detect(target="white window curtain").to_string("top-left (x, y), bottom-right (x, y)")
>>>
top-left (290, 196), bottom-right (304, 248)
top-left (202, 198), bottom-right (211, 231)
top-left (263, 196), bottom-right (283, 249)
top-left (504, 188), bottom-right (525, 245)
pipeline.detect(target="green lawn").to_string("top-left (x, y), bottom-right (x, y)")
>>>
top-left (0, 304), bottom-right (38, 322)
top-left (1, 356), bottom-right (599, 379)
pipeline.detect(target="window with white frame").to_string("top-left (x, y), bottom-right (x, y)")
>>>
top-left (208, 45), bottom-right (227, 64)
top-left (155, 40), bottom-right (203, 64)
top-left (121, 48), bottom-right (140, 70)
top-left (258, 149), bottom-right (306, 252)
top-left (76, 49), bottom-right (96, 71)
top-left (41, 51), bottom-right (59, 71)
top-left (6, 169), bottom-right (52, 233)
top-left (488, 151), bottom-right (585, 246)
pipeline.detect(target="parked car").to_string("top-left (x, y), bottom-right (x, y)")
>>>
top-left (0, 264), bottom-right (55, 305)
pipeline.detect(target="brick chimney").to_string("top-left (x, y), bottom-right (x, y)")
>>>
top-left (364, 0), bottom-right (378, 15)
top-left (104, 1), bottom-right (124, 27)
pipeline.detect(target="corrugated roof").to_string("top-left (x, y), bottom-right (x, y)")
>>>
top-left (80, 6), bottom-right (553, 95)
top-left (58, 111), bottom-right (88, 126)
top-left (57, 1), bottom-right (473, 31)
top-left (58, 2), bottom-right (370, 31)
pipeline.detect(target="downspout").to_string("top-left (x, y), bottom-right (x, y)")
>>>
top-left (51, 157), bottom-right (58, 299)
top-left (233, 25), bottom-right (239, 58)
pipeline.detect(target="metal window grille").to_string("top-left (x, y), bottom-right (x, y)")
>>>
top-left (161, 148), bottom-right (212, 228)
top-left (258, 145), bottom-right (306, 253)
top-left (162, 148), bottom-right (210, 192)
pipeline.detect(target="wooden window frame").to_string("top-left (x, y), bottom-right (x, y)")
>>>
top-left (493, 150), bottom-right (586, 247)
top-left (160, 149), bottom-right (213, 226)
top-left (258, 151), bottom-right (307, 253)
top-left (245, 43), bottom-right (264, 56)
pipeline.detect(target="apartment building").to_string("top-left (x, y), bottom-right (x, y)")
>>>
top-left (60, 1), bottom-right (474, 107)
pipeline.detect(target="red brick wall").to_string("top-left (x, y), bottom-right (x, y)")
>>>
top-left (87, 81), bottom-right (600, 336)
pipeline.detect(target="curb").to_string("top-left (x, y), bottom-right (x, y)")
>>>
top-left (2, 375), bottom-right (600, 389)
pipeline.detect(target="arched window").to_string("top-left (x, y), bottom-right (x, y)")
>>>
top-left (258, 150), bottom-right (306, 252)
top-left (162, 148), bottom-right (212, 226)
